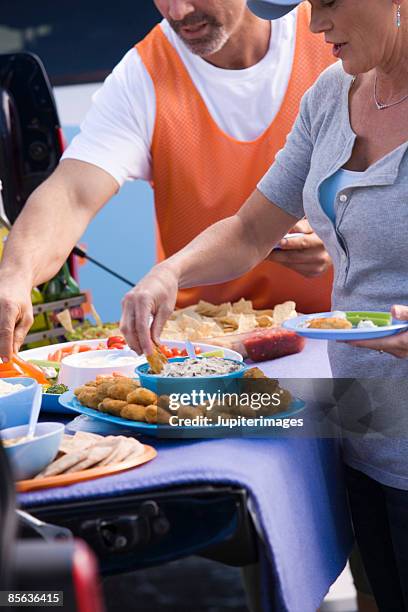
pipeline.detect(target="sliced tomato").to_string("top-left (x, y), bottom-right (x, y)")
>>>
top-left (159, 345), bottom-right (173, 358)
top-left (107, 336), bottom-right (126, 349)
top-left (48, 349), bottom-right (63, 362)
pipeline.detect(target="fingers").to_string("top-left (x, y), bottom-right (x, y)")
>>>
top-left (13, 311), bottom-right (34, 355)
top-left (120, 290), bottom-right (153, 357)
top-left (120, 267), bottom-right (179, 357)
top-left (348, 330), bottom-right (408, 359)
top-left (0, 300), bottom-right (22, 361)
top-left (151, 303), bottom-right (173, 345)
top-left (392, 304), bottom-right (408, 321)
top-left (268, 247), bottom-right (332, 277)
top-left (278, 232), bottom-right (324, 251)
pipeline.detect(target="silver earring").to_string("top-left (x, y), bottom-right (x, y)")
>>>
top-left (397, 4), bottom-right (401, 28)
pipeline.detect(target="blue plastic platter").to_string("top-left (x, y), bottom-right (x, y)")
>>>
top-left (59, 391), bottom-right (305, 437)
top-left (283, 311), bottom-right (408, 341)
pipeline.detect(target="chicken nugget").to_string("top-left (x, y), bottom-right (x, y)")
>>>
top-left (145, 405), bottom-right (157, 424)
top-left (98, 398), bottom-right (127, 416)
top-left (77, 388), bottom-right (100, 409)
top-left (120, 404), bottom-right (147, 422)
top-left (126, 387), bottom-right (157, 406)
top-left (107, 380), bottom-right (139, 401)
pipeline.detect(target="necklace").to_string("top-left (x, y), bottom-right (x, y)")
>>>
top-left (374, 75), bottom-right (408, 110)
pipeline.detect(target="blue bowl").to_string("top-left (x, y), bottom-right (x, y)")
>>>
top-left (0, 378), bottom-right (38, 430)
top-left (135, 357), bottom-right (247, 395)
top-left (2, 422), bottom-right (64, 480)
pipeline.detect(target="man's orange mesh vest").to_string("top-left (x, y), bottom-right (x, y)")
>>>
top-left (137, 4), bottom-right (334, 312)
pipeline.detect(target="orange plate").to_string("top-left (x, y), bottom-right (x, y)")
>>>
top-left (16, 444), bottom-right (157, 492)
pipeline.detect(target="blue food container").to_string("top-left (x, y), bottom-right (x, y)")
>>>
top-left (0, 377), bottom-right (38, 430)
top-left (135, 357), bottom-right (247, 395)
top-left (2, 422), bottom-right (64, 480)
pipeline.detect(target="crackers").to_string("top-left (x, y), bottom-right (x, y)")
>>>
top-left (35, 432), bottom-right (144, 479)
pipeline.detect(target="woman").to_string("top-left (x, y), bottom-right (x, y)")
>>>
top-left (121, 0), bottom-right (408, 608)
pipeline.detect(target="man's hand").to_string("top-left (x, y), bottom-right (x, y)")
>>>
top-left (267, 219), bottom-right (332, 278)
top-left (0, 280), bottom-right (34, 360)
top-left (120, 263), bottom-right (179, 356)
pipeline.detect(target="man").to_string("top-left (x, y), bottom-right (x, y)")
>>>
top-left (0, 0), bottom-right (333, 357)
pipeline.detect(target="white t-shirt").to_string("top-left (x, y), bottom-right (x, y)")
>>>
top-left (62, 12), bottom-right (297, 186)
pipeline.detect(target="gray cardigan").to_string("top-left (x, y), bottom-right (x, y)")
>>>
top-left (259, 62), bottom-right (408, 489)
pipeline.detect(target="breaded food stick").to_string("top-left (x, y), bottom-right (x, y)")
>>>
top-left (98, 398), bottom-right (127, 416)
top-left (120, 404), bottom-right (147, 422)
top-left (107, 379), bottom-right (139, 401)
top-left (156, 407), bottom-right (171, 424)
top-left (127, 387), bottom-right (158, 406)
top-left (147, 343), bottom-right (167, 374)
top-left (77, 388), bottom-right (100, 409)
top-left (145, 405), bottom-right (158, 424)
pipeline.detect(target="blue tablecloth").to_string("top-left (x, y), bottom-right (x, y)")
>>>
top-left (18, 340), bottom-right (353, 612)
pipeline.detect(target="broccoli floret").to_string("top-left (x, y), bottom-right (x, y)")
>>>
top-left (46, 383), bottom-right (69, 395)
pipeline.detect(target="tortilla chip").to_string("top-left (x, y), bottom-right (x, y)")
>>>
top-left (236, 314), bottom-right (258, 333)
top-left (56, 309), bottom-right (74, 334)
top-left (273, 301), bottom-right (297, 325)
top-left (231, 298), bottom-right (254, 314)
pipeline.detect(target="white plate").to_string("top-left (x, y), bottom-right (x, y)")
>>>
top-left (19, 339), bottom-right (243, 362)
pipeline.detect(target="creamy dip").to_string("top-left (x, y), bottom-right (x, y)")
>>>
top-left (357, 320), bottom-right (378, 329)
top-left (69, 354), bottom-right (139, 368)
top-left (0, 380), bottom-right (26, 396)
top-left (158, 357), bottom-right (242, 378)
top-left (2, 435), bottom-right (31, 447)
